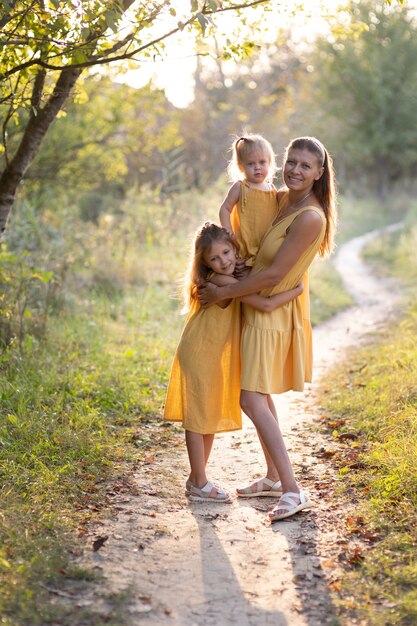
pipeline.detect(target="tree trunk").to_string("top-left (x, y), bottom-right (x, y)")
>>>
top-left (0, 66), bottom-right (82, 243)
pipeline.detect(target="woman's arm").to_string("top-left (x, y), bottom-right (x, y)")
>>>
top-left (241, 282), bottom-right (303, 313)
top-left (199, 210), bottom-right (323, 305)
top-left (210, 274), bottom-right (303, 313)
top-left (219, 182), bottom-right (241, 235)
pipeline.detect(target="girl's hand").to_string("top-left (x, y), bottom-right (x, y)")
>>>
top-left (234, 257), bottom-right (250, 280)
top-left (294, 281), bottom-right (304, 296)
top-left (197, 281), bottom-right (220, 306)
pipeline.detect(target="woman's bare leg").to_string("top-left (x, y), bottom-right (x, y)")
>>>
top-left (259, 395), bottom-right (280, 478)
top-left (240, 390), bottom-right (298, 495)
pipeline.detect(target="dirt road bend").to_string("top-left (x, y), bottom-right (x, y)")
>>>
top-left (68, 225), bottom-right (403, 626)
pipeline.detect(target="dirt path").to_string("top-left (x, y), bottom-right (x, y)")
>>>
top-left (67, 225), bottom-right (403, 626)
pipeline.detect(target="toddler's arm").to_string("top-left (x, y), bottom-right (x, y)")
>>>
top-left (219, 181), bottom-right (241, 235)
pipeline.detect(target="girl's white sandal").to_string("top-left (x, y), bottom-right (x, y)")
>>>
top-left (188, 481), bottom-right (232, 503)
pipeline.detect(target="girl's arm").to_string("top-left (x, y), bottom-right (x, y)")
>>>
top-left (219, 182), bottom-right (241, 235)
top-left (241, 282), bottom-right (303, 313)
top-left (200, 209), bottom-right (323, 305)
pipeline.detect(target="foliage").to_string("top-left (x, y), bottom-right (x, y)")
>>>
top-left (312, 0), bottom-right (417, 199)
top-left (24, 76), bottom-right (183, 213)
top-left (362, 203), bottom-right (417, 288)
top-left (0, 0), bottom-right (273, 239)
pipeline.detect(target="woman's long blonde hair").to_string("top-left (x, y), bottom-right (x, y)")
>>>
top-left (182, 222), bottom-right (237, 309)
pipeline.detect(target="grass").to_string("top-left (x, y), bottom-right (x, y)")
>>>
top-left (0, 285), bottom-right (183, 626)
top-left (317, 216), bottom-right (417, 625)
top-left (310, 258), bottom-right (353, 326)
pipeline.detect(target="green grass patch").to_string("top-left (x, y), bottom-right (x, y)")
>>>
top-left (0, 285), bottom-right (182, 626)
top-left (310, 258), bottom-right (353, 326)
top-left (318, 219), bottom-right (417, 625)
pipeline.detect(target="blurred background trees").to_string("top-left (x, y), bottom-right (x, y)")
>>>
top-left (1, 0), bottom-right (416, 345)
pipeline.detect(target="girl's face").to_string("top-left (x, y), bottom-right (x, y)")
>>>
top-left (204, 240), bottom-right (236, 276)
top-left (240, 149), bottom-right (270, 185)
top-left (283, 148), bottom-right (324, 192)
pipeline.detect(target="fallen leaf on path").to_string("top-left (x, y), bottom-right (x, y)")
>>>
top-left (92, 535), bottom-right (108, 551)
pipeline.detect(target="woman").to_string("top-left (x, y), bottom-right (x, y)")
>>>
top-left (198, 136), bottom-right (337, 521)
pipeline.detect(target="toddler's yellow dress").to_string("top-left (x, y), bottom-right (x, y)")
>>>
top-left (163, 297), bottom-right (242, 434)
top-left (230, 181), bottom-right (278, 266)
top-left (241, 202), bottom-right (326, 394)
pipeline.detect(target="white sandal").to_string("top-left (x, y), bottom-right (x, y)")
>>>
top-left (237, 477), bottom-right (282, 498)
top-left (268, 491), bottom-right (313, 521)
top-left (188, 481), bottom-right (232, 503)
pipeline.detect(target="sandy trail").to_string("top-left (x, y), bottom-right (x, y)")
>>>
top-left (70, 225), bottom-right (403, 626)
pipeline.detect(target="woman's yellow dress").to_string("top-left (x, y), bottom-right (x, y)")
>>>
top-left (241, 204), bottom-right (326, 394)
top-left (230, 181), bottom-right (278, 266)
top-left (163, 298), bottom-right (242, 434)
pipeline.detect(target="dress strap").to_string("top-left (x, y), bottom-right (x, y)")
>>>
top-left (241, 180), bottom-right (249, 212)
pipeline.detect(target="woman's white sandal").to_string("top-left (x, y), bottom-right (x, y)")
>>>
top-left (268, 491), bottom-right (313, 521)
top-left (237, 477), bottom-right (282, 498)
top-left (188, 481), bottom-right (232, 503)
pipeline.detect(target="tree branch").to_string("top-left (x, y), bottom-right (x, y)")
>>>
top-left (0, 0), bottom-right (271, 78)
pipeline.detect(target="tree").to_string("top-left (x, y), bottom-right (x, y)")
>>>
top-left (0, 0), bottom-right (272, 242)
top-left (25, 76), bottom-right (182, 217)
top-left (312, 0), bottom-right (417, 199)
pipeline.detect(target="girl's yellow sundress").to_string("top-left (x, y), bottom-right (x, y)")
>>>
top-left (241, 202), bottom-right (326, 394)
top-left (230, 181), bottom-right (278, 266)
top-left (163, 297), bottom-right (242, 434)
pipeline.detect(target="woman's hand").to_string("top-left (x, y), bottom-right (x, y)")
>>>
top-left (197, 281), bottom-right (220, 306)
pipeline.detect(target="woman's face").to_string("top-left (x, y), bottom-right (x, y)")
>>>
top-left (283, 148), bottom-right (324, 192)
top-left (204, 240), bottom-right (236, 276)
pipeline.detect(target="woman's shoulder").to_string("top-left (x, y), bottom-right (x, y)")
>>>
top-left (290, 206), bottom-right (325, 233)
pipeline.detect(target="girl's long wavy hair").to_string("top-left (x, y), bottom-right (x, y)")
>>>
top-left (282, 136), bottom-right (338, 258)
top-left (182, 222), bottom-right (237, 309)
top-left (227, 133), bottom-right (277, 183)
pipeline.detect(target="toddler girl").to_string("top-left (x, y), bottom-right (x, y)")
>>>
top-left (219, 133), bottom-right (278, 270)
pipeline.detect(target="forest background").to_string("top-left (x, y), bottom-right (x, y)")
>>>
top-left (1, 0), bottom-right (417, 624)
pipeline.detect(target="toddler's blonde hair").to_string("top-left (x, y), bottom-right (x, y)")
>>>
top-left (227, 133), bottom-right (277, 183)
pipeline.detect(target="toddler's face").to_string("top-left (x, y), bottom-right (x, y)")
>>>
top-left (204, 240), bottom-right (236, 276)
top-left (240, 149), bottom-right (270, 185)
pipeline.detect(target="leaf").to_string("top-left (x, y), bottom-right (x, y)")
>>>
top-left (92, 535), bottom-right (108, 552)
top-left (104, 10), bottom-right (119, 33)
top-left (196, 12), bottom-right (208, 34)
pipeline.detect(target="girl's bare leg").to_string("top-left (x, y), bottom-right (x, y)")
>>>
top-left (203, 433), bottom-right (215, 465)
top-left (185, 431), bottom-right (215, 488)
top-left (240, 390), bottom-right (298, 495)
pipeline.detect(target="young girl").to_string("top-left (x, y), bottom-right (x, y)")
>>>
top-left (219, 133), bottom-right (278, 270)
top-left (163, 222), bottom-right (303, 503)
